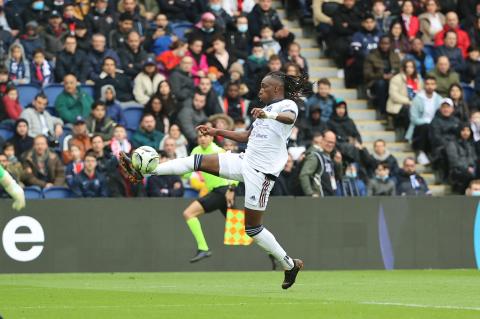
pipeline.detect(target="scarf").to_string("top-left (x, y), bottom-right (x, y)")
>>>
top-left (372, 151), bottom-right (392, 162)
top-left (9, 59), bottom-right (26, 80)
top-left (34, 60), bottom-right (52, 85)
top-left (110, 138), bottom-right (132, 158)
top-left (406, 77), bottom-right (419, 99)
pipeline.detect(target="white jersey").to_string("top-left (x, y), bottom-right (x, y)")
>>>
top-left (245, 99), bottom-right (298, 176)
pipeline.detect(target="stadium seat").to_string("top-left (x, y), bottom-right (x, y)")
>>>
top-left (80, 84), bottom-right (95, 98)
top-left (44, 84), bottom-right (65, 105)
top-left (124, 106), bottom-right (144, 130)
top-left (0, 128), bottom-right (13, 140)
top-left (17, 84), bottom-right (40, 108)
top-left (462, 84), bottom-right (474, 102)
top-left (170, 22), bottom-right (194, 42)
top-left (24, 186), bottom-right (43, 199)
top-left (46, 105), bottom-right (57, 116)
top-left (183, 187), bottom-right (199, 198)
top-left (127, 128), bottom-right (135, 141)
top-left (43, 186), bottom-right (73, 199)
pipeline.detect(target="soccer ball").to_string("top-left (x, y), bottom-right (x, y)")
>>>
top-left (131, 146), bottom-right (160, 174)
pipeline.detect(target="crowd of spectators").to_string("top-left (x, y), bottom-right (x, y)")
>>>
top-left (0, 0), bottom-right (479, 199)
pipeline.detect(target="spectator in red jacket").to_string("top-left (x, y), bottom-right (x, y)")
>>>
top-left (434, 12), bottom-right (471, 58)
top-left (2, 87), bottom-right (22, 120)
top-left (401, 0), bottom-right (419, 40)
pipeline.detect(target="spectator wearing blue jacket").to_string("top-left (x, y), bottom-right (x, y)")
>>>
top-left (406, 37), bottom-right (435, 78)
top-left (435, 30), bottom-right (466, 74)
top-left (70, 151), bottom-right (109, 198)
top-left (350, 14), bottom-right (381, 59)
top-left (336, 163), bottom-right (367, 197)
top-left (305, 78), bottom-right (336, 122)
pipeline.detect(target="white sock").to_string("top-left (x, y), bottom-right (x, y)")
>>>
top-left (151, 155), bottom-right (201, 175)
top-left (246, 225), bottom-right (294, 270)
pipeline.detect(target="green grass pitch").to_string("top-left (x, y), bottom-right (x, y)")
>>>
top-left (1, 270), bottom-right (480, 319)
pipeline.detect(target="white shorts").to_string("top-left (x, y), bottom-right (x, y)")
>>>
top-left (218, 152), bottom-right (276, 211)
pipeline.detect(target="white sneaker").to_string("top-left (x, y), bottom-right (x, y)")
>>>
top-left (337, 69), bottom-right (345, 79)
top-left (417, 151), bottom-right (430, 165)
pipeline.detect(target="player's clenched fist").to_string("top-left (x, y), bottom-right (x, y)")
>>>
top-left (196, 125), bottom-right (217, 137)
top-left (251, 108), bottom-right (266, 119)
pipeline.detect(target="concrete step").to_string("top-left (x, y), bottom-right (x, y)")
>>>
top-left (362, 131), bottom-right (396, 143)
top-left (277, 9), bottom-right (286, 19)
top-left (346, 99), bottom-right (368, 110)
top-left (349, 109), bottom-right (376, 121)
top-left (355, 120), bottom-right (385, 130)
top-left (366, 142), bottom-right (412, 152)
top-left (422, 173), bottom-right (435, 185)
top-left (308, 58), bottom-right (333, 67)
top-left (297, 38), bottom-right (318, 49)
top-left (430, 184), bottom-right (451, 196)
top-left (332, 88), bottom-right (358, 100)
top-left (309, 66), bottom-right (338, 78)
top-left (301, 47), bottom-right (322, 58)
top-left (282, 19), bottom-right (300, 28)
top-left (309, 77), bottom-right (345, 89)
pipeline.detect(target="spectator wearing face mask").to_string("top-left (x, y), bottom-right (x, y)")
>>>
top-left (226, 15), bottom-right (252, 61)
top-left (336, 162), bottom-right (367, 197)
top-left (396, 157), bottom-right (431, 196)
top-left (188, 12), bottom-right (221, 54)
top-left (466, 179), bottom-right (480, 196)
top-left (368, 162), bottom-right (396, 196)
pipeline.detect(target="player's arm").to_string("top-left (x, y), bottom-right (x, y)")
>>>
top-left (0, 165), bottom-right (26, 211)
top-left (196, 125), bottom-right (252, 143)
top-left (251, 108), bottom-right (296, 124)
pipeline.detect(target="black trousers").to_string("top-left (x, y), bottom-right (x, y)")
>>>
top-left (412, 124), bottom-right (430, 152)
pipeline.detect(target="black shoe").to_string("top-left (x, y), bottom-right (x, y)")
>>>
top-left (282, 258), bottom-right (304, 290)
top-left (119, 152), bottom-right (143, 184)
top-left (189, 250), bottom-right (212, 263)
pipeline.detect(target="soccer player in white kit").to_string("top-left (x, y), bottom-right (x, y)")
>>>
top-left (120, 72), bottom-right (304, 289)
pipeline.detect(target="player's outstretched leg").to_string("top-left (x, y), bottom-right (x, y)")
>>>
top-left (244, 209), bottom-right (303, 289)
top-left (183, 201), bottom-right (212, 263)
top-left (119, 152), bottom-right (220, 182)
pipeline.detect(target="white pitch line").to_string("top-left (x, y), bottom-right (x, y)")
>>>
top-left (360, 301), bottom-right (480, 311)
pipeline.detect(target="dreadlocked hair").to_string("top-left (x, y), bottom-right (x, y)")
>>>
top-left (267, 71), bottom-right (309, 103)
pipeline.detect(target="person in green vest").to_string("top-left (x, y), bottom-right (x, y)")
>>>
top-left (0, 164), bottom-right (25, 211)
top-left (183, 127), bottom-right (238, 263)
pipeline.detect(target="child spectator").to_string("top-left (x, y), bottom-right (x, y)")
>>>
top-left (110, 125), bottom-right (132, 159)
top-left (368, 162), bottom-right (396, 196)
top-left (3, 142), bottom-right (19, 164)
top-left (70, 150), bottom-right (108, 197)
top-left (99, 85), bottom-right (126, 127)
top-left (281, 42), bottom-right (309, 75)
top-left (86, 101), bottom-right (116, 141)
top-left (227, 62), bottom-right (249, 97)
top-left (244, 43), bottom-right (267, 98)
top-left (8, 119), bottom-right (33, 158)
top-left (30, 48), bottom-right (54, 87)
top-left (260, 25), bottom-right (281, 59)
top-left (159, 124), bottom-right (188, 159)
top-left (336, 163), bottom-right (367, 197)
top-left (305, 78), bottom-right (336, 122)
top-left (144, 95), bottom-right (170, 134)
top-left (5, 42), bottom-right (30, 85)
top-left (2, 87), bottom-right (22, 120)
top-left (222, 83), bottom-right (247, 121)
top-left (65, 144), bottom-right (84, 188)
top-left (186, 38), bottom-right (209, 86)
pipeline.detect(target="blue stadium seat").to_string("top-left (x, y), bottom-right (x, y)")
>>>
top-left (17, 84), bottom-right (40, 108)
top-left (24, 186), bottom-right (43, 199)
top-left (46, 105), bottom-right (57, 116)
top-left (43, 186), bottom-right (73, 199)
top-left (44, 84), bottom-right (64, 105)
top-left (183, 187), bottom-right (199, 198)
top-left (170, 22), bottom-right (193, 42)
top-left (0, 128), bottom-right (13, 140)
top-left (462, 84), bottom-right (474, 102)
top-left (127, 128), bottom-right (135, 141)
top-left (124, 106), bottom-right (144, 131)
top-left (80, 84), bottom-right (95, 98)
